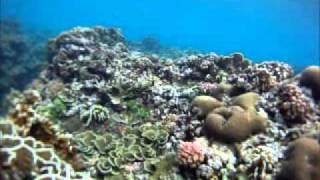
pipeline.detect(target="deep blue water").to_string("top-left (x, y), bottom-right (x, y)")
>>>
top-left (1, 0), bottom-right (319, 69)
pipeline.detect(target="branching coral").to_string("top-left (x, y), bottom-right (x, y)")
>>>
top-left (178, 141), bottom-right (205, 168)
top-left (278, 83), bottom-right (314, 124)
top-left (228, 62), bottom-right (293, 93)
top-left (80, 104), bottom-right (110, 126)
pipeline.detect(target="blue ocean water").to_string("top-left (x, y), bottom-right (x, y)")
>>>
top-left (1, 0), bottom-right (319, 69)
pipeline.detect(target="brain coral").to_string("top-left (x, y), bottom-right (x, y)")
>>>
top-left (192, 96), bottom-right (223, 117)
top-left (204, 105), bottom-right (267, 142)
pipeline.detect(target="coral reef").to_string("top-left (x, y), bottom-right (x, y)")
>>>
top-left (1, 26), bottom-right (319, 180)
top-left (228, 62), bottom-right (293, 93)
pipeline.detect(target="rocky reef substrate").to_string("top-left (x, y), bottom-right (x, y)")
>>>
top-left (0, 26), bottom-right (319, 180)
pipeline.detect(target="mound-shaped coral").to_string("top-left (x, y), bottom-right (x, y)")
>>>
top-left (205, 105), bottom-right (267, 142)
top-left (2, 25), bottom-right (320, 180)
top-left (192, 96), bottom-right (223, 117)
top-left (299, 66), bottom-right (320, 101)
top-left (277, 137), bottom-right (320, 180)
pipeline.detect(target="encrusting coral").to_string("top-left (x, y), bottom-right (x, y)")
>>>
top-left (6, 90), bottom-right (81, 170)
top-left (0, 120), bottom-right (89, 180)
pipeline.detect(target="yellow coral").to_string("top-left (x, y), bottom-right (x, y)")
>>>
top-left (192, 96), bottom-right (223, 117)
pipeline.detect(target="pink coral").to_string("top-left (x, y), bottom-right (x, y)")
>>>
top-left (178, 141), bottom-right (205, 168)
top-left (199, 82), bottom-right (217, 94)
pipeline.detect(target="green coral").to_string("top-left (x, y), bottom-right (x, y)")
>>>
top-left (145, 154), bottom-right (181, 180)
top-left (74, 122), bottom-right (171, 179)
top-left (35, 96), bottom-right (66, 120)
top-left (125, 100), bottom-right (151, 121)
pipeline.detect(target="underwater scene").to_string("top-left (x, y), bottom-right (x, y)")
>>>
top-left (0, 0), bottom-right (319, 180)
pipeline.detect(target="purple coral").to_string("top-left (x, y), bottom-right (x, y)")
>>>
top-left (198, 82), bottom-right (217, 94)
top-left (178, 141), bottom-right (205, 168)
top-left (278, 83), bottom-right (314, 124)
